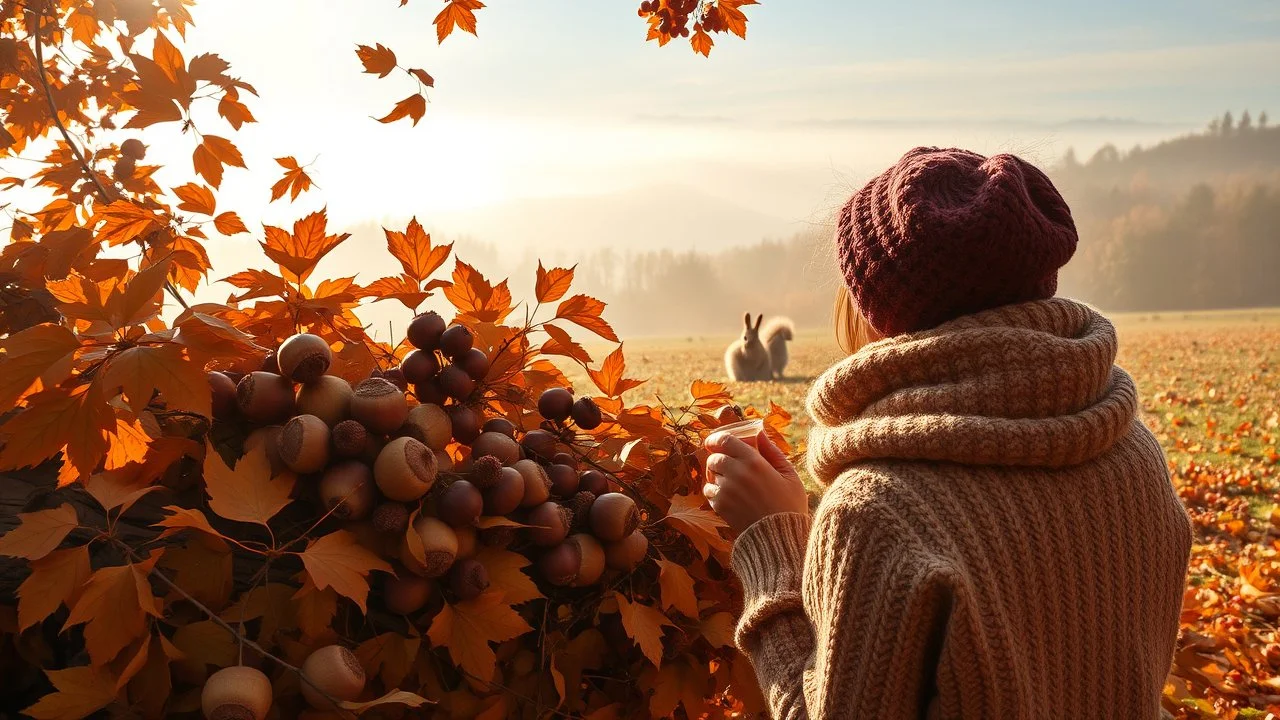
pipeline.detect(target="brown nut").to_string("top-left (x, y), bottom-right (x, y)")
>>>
top-left (514, 459), bottom-right (552, 508)
top-left (201, 665), bottom-right (272, 720)
top-left (351, 377), bottom-right (408, 434)
top-left (208, 371), bottom-right (239, 421)
top-left (412, 515), bottom-right (459, 578)
top-left (528, 501), bottom-right (571, 546)
top-left (470, 431), bottom-right (520, 466)
top-left (605, 529), bottom-right (649, 571)
top-left (300, 645), bottom-right (365, 710)
top-left (296, 375), bottom-right (353, 427)
top-left (547, 463), bottom-right (579, 497)
top-left (437, 480), bottom-right (483, 528)
top-left (402, 403), bottom-right (452, 451)
top-left (588, 492), bottom-right (640, 542)
top-left (236, 371), bottom-right (295, 424)
top-left (448, 557), bottom-right (490, 601)
top-left (483, 466), bottom-right (525, 516)
top-left (278, 414), bottom-right (330, 474)
top-left (385, 574), bottom-right (434, 615)
top-left (319, 461), bottom-right (375, 521)
top-left (407, 311), bottom-right (446, 351)
top-left (374, 436), bottom-right (437, 502)
top-left (277, 333), bottom-right (332, 384)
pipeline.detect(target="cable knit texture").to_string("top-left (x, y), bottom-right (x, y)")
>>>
top-left (837, 147), bottom-right (1079, 337)
top-left (732, 298), bottom-right (1192, 720)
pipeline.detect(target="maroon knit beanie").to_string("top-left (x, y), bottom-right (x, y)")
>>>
top-left (836, 147), bottom-right (1078, 337)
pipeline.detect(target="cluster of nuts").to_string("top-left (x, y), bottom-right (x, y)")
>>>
top-left (201, 314), bottom-right (647, 718)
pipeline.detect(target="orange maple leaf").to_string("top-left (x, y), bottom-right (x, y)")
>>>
top-left (690, 27), bottom-right (714, 57)
top-left (541, 323), bottom-right (593, 366)
top-left (173, 182), bottom-right (216, 215)
top-left (298, 529), bottom-right (393, 613)
top-left (376, 93), bottom-right (427, 126)
top-left (22, 666), bottom-right (118, 720)
top-left (362, 275), bottom-right (431, 311)
top-left (435, 0), bottom-right (485, 43)
top-left (356, 632), bottom-right (422, 689)
top-left (427, 591), bottom-right (533, 682)
top-left (192, 134), bottom-right (246, 188)
top-left (0, 383), bottom-right (114, 483)
top-left (613, 591), bottom-right (674, 668)
top-left (95, 200), bottom-right (162, 247)
top-left (217, 86), bottom-right (256, 130)
top-left (535, 262), bottom-right (575, 304)
top-left (718, 0), bottom-right (757, 39)
top-left (0, 504), bottom-right (79, 560)
top-left (384, 218), bottom-right (452, 282)
top-left (442, 259), bottom-right (514, 324)
top-left (656, 558), bottom-right (699, 617)
top-left (103, 342), bottom-right (211, 416)
top-left (556, 294), bottom-right (619, 342)
top-left (662, 493), bottom-right (731, 558)
top-left (213, 211), bottom-right (248, 235)
top-left (587, 344), bottom-right (644, 398)
top-left (260, 210), bottom-right (350, 283)
top-left (63, 552), bottom-right (163, 666)
top-left (0, 323), bottom-right (80, 408)
top-left (339, 692), bottom-right (432, 714)
top-left (269, 156), bottom-right (314, 202)
top-left (356, 43), bottom-right (398, 77)
top-left (17, 545), bottom-right (91, 631)
top-left (474, 547), bottom-right (543, 605)
top-left (202, 442), bottom-right (295, 527)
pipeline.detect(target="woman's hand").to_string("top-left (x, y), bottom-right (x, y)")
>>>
top-left (703, 431), bottom-right (809, 534)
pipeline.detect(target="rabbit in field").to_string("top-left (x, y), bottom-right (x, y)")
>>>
top-left (725, 313), bottom-right (773, 381)
top-left (762, 317), bottom-right (795, 379)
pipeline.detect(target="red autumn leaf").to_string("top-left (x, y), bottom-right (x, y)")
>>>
top-left (108, 253), bottom-right (175, 329)
top-left (260, 210), bottom-right (350, 283)
top-left (657, 559), bottom-right (699, 618)
top-left (17, 545), bottom-right (91, 631)
top-left (154, 506), bottom-right (228, 542)
top-left (213, 211), bottom-right (248, 235)
top-left (376, 93), bottom-right (427, 126)
top-left (192, 135), bottom-right (246, 188)
top-left (613, 591), bottom-right (674, 668)
top-left (0, 383), bottom-right (114, 483)
top-left (556, 294), bottom-right (619, 342)
top-left (541, 323), bottom-right (593, 366)
top-left (690, 379), bottom-right (733, 408)
top-left (63, 552), bottom-right (163, 666)
top-left (587, 344), bottom-right (645, 398)
top-left (427, 591), bottom-right (533, 682)
top-left (535, 262), bottom-right (575, 304)
top-left (298, 529), bottom-right (393, 613)
top-left (22, 666), bottom-right (118, 720)
top-left (663, 493), bottom-right (731, 558)
top-left (384, 218), bottom-right (452, 282)
top-left (103, 343), bottom-right (211, 416)
top-left (172, 182), bottom-right (216, 215)
top-left (202, 442), bottom-right (295, 526)
top-left (220, 268), bottom-right (294, 302)
top-left (718, 0), bottom-right (757, 38)
top-left (174, 311), bottom-right (267, 361)
top-left (435, 0), bottom-right (485, 43)
top-left (0, 323), bottom-right (80, 408)
top-left (102, 417), bottom-right (154, 473)
top-left (269, 156), bottom-right (314, 202)
top-left (356, 43), bottom-right (398, 77)
top-left (690, 27), bottom-right (713, 56)
top-left (0, 504), bottom-right (79, 560)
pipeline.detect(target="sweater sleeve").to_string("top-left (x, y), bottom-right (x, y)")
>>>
top-left (732, 501), bottom-right (956, 720)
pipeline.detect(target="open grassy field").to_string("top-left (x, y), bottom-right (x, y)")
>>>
top-left (567, 308), bottom-right (1280, 719)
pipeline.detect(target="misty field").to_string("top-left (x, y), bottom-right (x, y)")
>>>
top-left (572, 309), bottom-right (1280, 718)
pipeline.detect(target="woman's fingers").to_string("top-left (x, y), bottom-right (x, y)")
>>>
top-left (704, 431), bottom-right (756, 460)
top-left (705, 452), bottom-right (748, 482)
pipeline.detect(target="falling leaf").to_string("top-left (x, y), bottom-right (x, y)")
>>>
top-left (613, 591), bottom-right (673, 668)
top-left (587, 344), bottom-right (645, 398)
top-left (340, 691), bottom-right (432, 713)
top-left (535, 262), bottom-right (575, 304)
top-left (17, 545), bottom-right (91, 631)
top-left (64, 552), bottom-right (163, 666)
top-left (269, 156), bottom-right (314, 202)
top-left (409, 68), bottom-right (435, 87)
top-left (356, 43), bottom-right (397, 77)
top-left (657, 559), bottom-right (699, 618)
top-left (172, 183), bottom-right (216, 215)
top-left (663, 493), bottom-right (731, 558)
top-left (434, 0), bottom-right (485, 43)
top-left (427, 592), bottom-right (533, 682)
top-left (556, 294), bottom-right (620, 342)
top-left (690, 27), bottom-right (713, 56)
top-left (202, 442), bottom-right (295, 526)
top-left (213, 211), bottom-right (248, 235)
top-left (192, 134), bottom-right (245, 188)
top-left (23, 666), bottom-right (118, 720)
top-left (0, 504), bottom-right (79, 561)
top-left (376, 93), bottom-right (427, 126)
top-left (474, 546), bottom-right (543, 605)
top-left (298, 530), bottom-right (393, 613)
top-left (384, 218), bottom-right (452, 282)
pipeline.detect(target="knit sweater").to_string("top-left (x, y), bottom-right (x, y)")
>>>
top-left (731, 298), bottom-right (1192, 720)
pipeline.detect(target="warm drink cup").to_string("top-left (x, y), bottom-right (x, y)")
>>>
top-left (715, 418), bottom-right (765, 449)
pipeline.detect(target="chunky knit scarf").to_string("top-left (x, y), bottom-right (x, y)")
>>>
top-left (731, 298), bottom-right (1192, 720)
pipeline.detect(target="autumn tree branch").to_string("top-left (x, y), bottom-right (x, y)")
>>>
top-left (31, 1), bottom-right (190, 312)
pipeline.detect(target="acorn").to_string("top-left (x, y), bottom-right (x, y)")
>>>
top-left (458, 348), bottom-right (490, 381)
top-left (375, 436), bottom-right (437, 502)
top-left (278, 414), bottom-right (330, 474)
top-left (277, 333), bottom-right (331, 383)
top-left (399, 349), bottom-right (440, 386)
top-left (579, 469), bottom-right (610, 496)
top-left (470, 432), bottom-right (520, 466)
top-left (374, 367), bottom-right (409, 392)
top-left (514, 459), bottom-right (552, 508)
top-left (567, 491), bottom-right (596, 531)
top-left (538, 388), bottom-right (574, 422)
top-left (540, 534), bottom-right (605, 587)
top-left (481, 417), bottom-right (517, 438)
top-left (296, 375), bottom-right (353, 427)
top-left (483, 466), bottom-right (525, 516)
top-left (521, 429), bottom-right (558, 461)
top-left (208, 372), bottom-right (239, 421)
top-left (372, 501), bottom-right (411, 534)
top-left (300, 645), bottom-right (366, 710)
top-left (552, 452), bottom-right (578, 469)
top-left (414, 378), bottom-right (446, 405)
top-left (439, 324), bottom-right (474, 360)
top-left (201, 665), bottom-right (272, 720)
top-left (236, 371), bottom-right (295, 424)
top-left (447, 405), bottom-right (481, 444)
top-left (547, 463), bottom-right (579, 497)
top-left (528, 501), bottom-right (572, 546)
top-left (385, 574), bottom-right (434, 615)
top-left (407, 311), bottom-right (446, 351)
top-left (468, 455), bottom-right (503, 491)
top-left (589, 493), bottom-right (640, 542)
top-left (413, 516), bottom-right (459, 577)
top-left (437, 480), bottom-right (483, 528)
top-left (605, 530), bottom-right (649, 571)
top-left (449, 557), bottom-right (490, 601)
top-left (434, 449), bottom-right (454, 473)
top-left (571, 396), bottom-right (603, 430)
top-left (319, 461), bottom-right (375, 521)
top-left (438, 365), bottom-right (475, 401)
top-left (331, 419), bottom-right (371, 458)
top-left (120, 137), bottom-right (146, 160)
top-left (244, 426), bottom-right (288, 476)
top-left (455, 526), bottom-right (478, 559)
top-left (351, 377), bottom-right (408, 434)
top-left (402, 403), bottom-right (452, 451)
